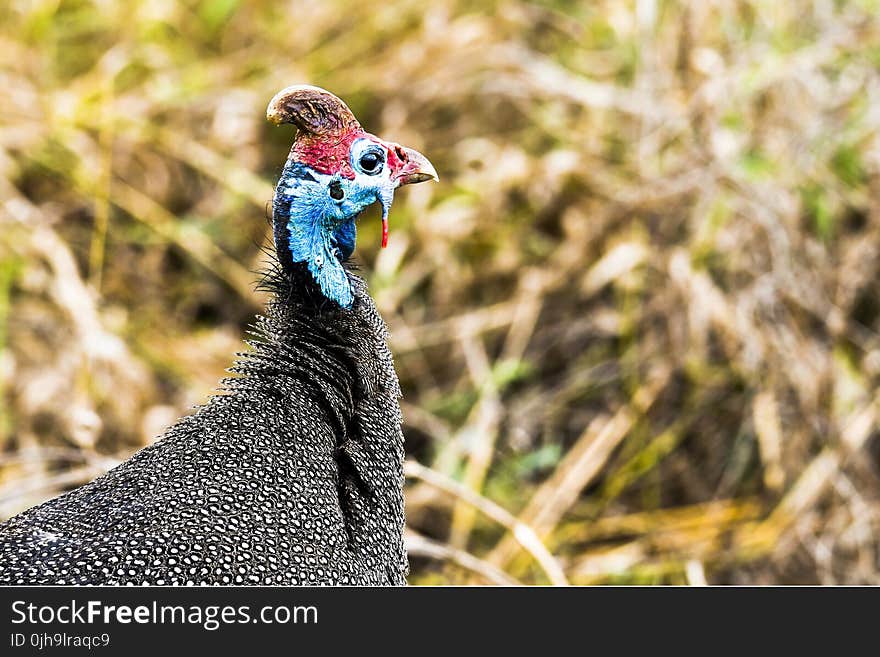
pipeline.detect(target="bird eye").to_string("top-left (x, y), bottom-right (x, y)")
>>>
top-left (358, 151), bottom-right (383, 175)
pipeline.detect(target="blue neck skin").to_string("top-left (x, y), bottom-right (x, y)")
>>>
top-left (272, 160), bottom-right (394, 309)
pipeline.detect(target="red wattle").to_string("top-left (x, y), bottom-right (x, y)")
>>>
top-left (381, 217), bottom-right (389, 248)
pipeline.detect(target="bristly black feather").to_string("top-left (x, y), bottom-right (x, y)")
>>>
top-left (0, 244), bottom-right (407, 585)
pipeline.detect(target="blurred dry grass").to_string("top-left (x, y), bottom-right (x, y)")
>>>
top-left (2, 0), bottom-right (880, 584)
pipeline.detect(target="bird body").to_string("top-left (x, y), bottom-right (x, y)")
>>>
top-left (0, 86), bottom-right (436, 585)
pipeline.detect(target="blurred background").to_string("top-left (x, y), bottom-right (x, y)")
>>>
top-left (1, 0), bottom-right (880, 585)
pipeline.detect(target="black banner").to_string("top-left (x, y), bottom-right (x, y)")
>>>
top-left (0, 586), bottom-right (872, 652)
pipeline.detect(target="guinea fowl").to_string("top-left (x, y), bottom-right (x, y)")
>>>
top-left (0, 85), bottom-right (437, 585)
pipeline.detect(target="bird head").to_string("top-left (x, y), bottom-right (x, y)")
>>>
top-left (267, 85), bottom-right (438, 308)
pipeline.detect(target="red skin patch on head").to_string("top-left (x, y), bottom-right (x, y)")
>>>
top-left (291, 129), bottom-right (361, 179)
top-left (291, 130), bottom-right (406, 181)
top-left (386, 145), bottom-right (408, 173)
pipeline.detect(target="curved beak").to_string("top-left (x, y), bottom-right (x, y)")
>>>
top-left (392, 146), bottom-right (439, 187)
top-left (379, 144), bottom-right (438, 249)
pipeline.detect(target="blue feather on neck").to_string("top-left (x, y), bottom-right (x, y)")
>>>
top-left (273, 162), bottom-right (377, 309)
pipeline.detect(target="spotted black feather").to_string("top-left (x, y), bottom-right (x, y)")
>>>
top-left (0, 265), bottom-right (407, 585)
